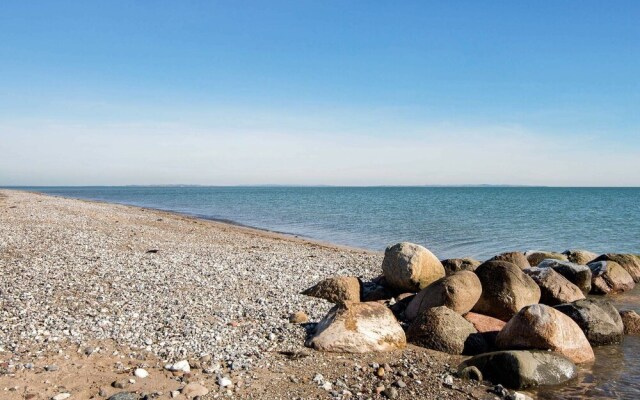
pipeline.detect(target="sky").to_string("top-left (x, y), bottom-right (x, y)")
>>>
top-left (0, 1), bottom-right (639, 186)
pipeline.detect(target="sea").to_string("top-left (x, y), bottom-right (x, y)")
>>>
top-left (14, 185), bottom-right (640, 398)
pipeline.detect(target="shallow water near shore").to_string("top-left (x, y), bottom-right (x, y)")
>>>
top-left (10, 185), bottom-right (640, 398)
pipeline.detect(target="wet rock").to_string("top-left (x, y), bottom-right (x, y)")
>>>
top-left (588, 261), bottom-right (635, 294)
top-left (441, 258), bottom-right (481, 275)
top-left (306, 301), bottom-right (406, 353)
top-left (301, 276), bottom-right (360, 304)
top-left (537, 259), bottom-right (592, 294)
top-left (496, 304), bottom-right (594, 363)
top-left (472, 260), bottom-right (541, 321)
top-left (488, 252), bottom-right (531, 270)
top-left (563, 249), bottom-right (598, 265)
top-left (407, 306), bottom-right (486, 355)
top-left (524, 250), bottom-right (568, 266)
top-left (381, 242), bottom-right (445, 292)
top-left (459, 350), bottom-right (577, 389)
top-left (620, 310), bottom-right (640, 335)
top-left (405, 271), bottom-right (482, 319)
top-left (554, 299), bottom-right (624, 345)
top-left (523, 267), bottom-right (585, 306)
top-left (592, 254), bottom-right (640, 282)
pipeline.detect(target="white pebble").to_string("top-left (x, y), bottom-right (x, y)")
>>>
top-left (134, 368), bottom-right (149, 378)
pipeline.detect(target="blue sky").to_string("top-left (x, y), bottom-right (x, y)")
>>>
top-left (1, 1), bottom-right (639, 186)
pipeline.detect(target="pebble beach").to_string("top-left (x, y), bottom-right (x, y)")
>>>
top-left (0, 189), bottom-right (488, 399)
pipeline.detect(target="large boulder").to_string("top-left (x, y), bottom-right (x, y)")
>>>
top-left (301, 276), bottom-right (360, 304)
top-left (441, 258), bottom-right (481, 275)
top-left (592, 254), bottom-right (640, 282)
top-left (405, 271), bottom-right (482, 320)
top-left (464, 312), bottom-right (507, 348)
top-left (523, 267), bottom-right (585, 306)
top-left (458, 350), bottom-right (577, 390)
top-left (472, 261), bottom-right (541, 321)
top-left (407, 306), bottom-right (486, 355)
top-left (587, 261), bottom-right (635, 294)
top-left (619, 310), bottom-right (640, 335)
top-left (306, 302), bottom-right (406, 353)
top-left (496, 304), bottom-right (595, 364)
top-left (488, 251), bottom-right (531, 270)
top-left (537, 259), bottom-right (592, 295)
top-left (563, 249), bottom-right (598, 265)
top-left (381, 242), bottom-right (445, 292)
top-left (524, 250), bottom-right (568, 267)
top-left (554, 299), bottom-right (624, 345)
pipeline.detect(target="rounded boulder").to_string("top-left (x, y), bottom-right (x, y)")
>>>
top-left (301, 276), bottom-right (360, 304)
top-left (554, 299), bottom-right (624, 345)
top-left (496, 304), bottom-right (595, 364)
top-left (588, 261), bottom-right (635, 294)
top-left (405, 271), bottom-right (482, 320)
top-left (488, 251), bottom-right (531, 270)
top-left (537, 259), bottom-right (592, 295)
top-left (563, 249), bottom-right (598, 265)
top-left (441, 258), bottom-right (481, 275)
top-left (524, 250), bottom-right (568, 267)
top-left (381, 242), bottom-right (445, 292)
top-left (523, 267), bottom-right (585, 306)
top-left (472, 260), bottom-right (541, 321)
top-left (592, 254), bottom-right (640, 283)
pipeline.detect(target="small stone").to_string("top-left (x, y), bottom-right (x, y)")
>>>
top-left (170, 391), bottom-right (180, 398)
top-left (383, 387), bottom-right (398, 399)
top-left (218, 376), bottom-right (232, 388)
top-left (108, 394), bottom-right (138, 400)
top-left (134, 368), bottom-right (149, 378)
top-left (45, 365), bottom-right (59, 372)
top-left (268, 332), bottom-right (277, 341)
top-left (98, 388), bottom-right (108, 397)
top-left (459, 366), bottom-right (483, 382)
top-left (166, 360), bottom-right (190, 373)
top-left (112, 380), bottom-right (129, 389)
top-left (395, 380), bottom-right (406, 388)
top-left (375, 385), bottom-right (385, 395)
top-left (182, 382), bottom-right (209, 398)
top-left (322, 382), bottom-right (333, 391)
top-left (442, 374), bottom-right (454, 388)
top-left (84, 346), bottom-right (96, 356)
top-left (52, 394), bottom-right (71, 400)
top-left (376, 367), bottom-right (385, 377)
top-left (289, 311), bottom-right (309, 324)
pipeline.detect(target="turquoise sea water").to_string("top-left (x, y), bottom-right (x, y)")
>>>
top-left (10, 186), bottom-right (640, 398)
top-left (17, 186), bottom-right (640, 260)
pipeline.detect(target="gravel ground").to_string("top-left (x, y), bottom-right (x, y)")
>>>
top-left (0, 189), bottom-right (499, 399)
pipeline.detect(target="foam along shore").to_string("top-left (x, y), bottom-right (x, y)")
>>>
top-left (0, 189), bottom-right (493, 399)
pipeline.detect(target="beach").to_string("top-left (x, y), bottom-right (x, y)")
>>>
top-left (0, 189), bottom-right (488, 399)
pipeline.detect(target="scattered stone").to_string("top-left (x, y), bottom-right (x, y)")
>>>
top-left (134, 368), bottom-right (149, 378)
top-left (472, 260), bottom-right (541, 321)
top-left (537, 259), bottom-right (592, 294)
top-left (524, 250), bottom-right (568, 266)
top-left (165, 360), bottom-right (191, 373)
top-left (496, 304), bottom-right (595, 363)
top-left (182, 382), bottom-right (209, 398)
top-left (112, 379), bottom-right (129, 389)
top-left (108, 394), bottom-right (137, 400)
top-left (488, 252), bottom-right (531, 270)
top-left (99, 388), bottom-right (108, 397)
top-left (307, 301), bottom-right (406, 353)
top-left (301, 276), bottom-right (361, 304)
top-left (218, 376), bottom-right (232, 388)
top-left (459, 350), bottom-right (577, 389)
top-left (554, 299), bottom-right (624, 345)
top-left (288, 311), bottom-right (309, 324)
top-left (382, 387), bottom-right (398, 398)
top-left (563, 249), bottom-right (598, 265)
top-left (407, 306), bottom-right (486, 355)
top-left (45, 364), bottom-right (59, 372)
top-left (405, 271), bottom-right (482, 319)
top-left (52, 394), bottom-right (71, 400)
top-left (620, 310), bottom-right (640, 335)
top-left (381, 242), bottom-right (445, 292)
top-left (523, 267), bottom-right (585, 306)
top-left (588, 261), bottom-right (635, 294)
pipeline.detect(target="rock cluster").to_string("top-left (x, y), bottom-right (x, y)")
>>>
top-left (303, 242), bottom-right (640, 391)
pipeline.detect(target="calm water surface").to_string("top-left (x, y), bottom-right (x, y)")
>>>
top-left (13, 186), bottom-right (640, 398)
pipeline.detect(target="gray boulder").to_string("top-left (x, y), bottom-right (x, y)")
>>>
top-left (407, 306), bottom-right (486, 355)
top-left (537, 259), bottom-right (592, 295)
top-left (523, 267), bottom-right (585, 306)
top-left (441, 258), bottom-right (481, 275)
top-left (554, 299), bottom-right (624, 345)
top-left (405, 271), bottom-right (482, 320)
top-left (382, 242), bottom-right (445, 292)
top-left (458, 350), bottom-right (577, 389)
